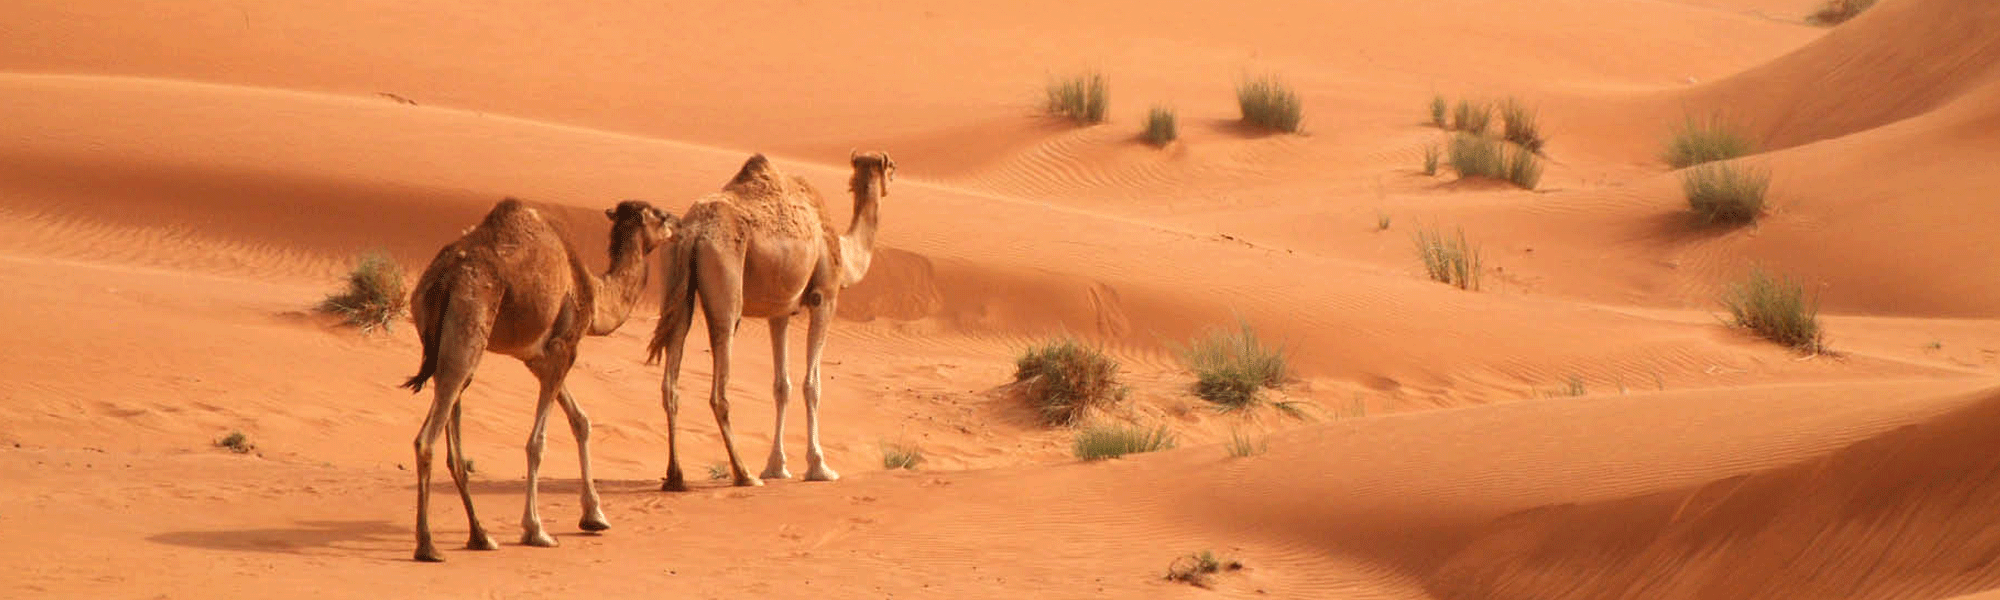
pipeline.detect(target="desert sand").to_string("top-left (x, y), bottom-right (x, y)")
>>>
top-left (4, 0), bottom-right (1999, 598)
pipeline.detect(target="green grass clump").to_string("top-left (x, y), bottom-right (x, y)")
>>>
top-left (1499, 98), bottom-right (1545, 154)
top-left (1016, 338), bottom-right (1130, 426)
top-left (215, 430), bottom-right (253, 454)
top-left (1429, 95), bottom-right (1449, 128)
top-left (1046, 71), bottom-right (1109, 124)
top-left (1074, 424), bottom-right (1176, 460)
top-left (1683, 162), bottom-right (1770, 224)
top-left (1452, 99), bottom-right (1492, 135)
top-left (1179, 319), bottom-right (1291, 413)
top-left (1165, 550), bottom-right (1243, 588)
top-left (1450, 135), bottom-right (1539, 189)
top-left (880, 441), bottom-right (924, 470)
top-left (1415, 226), bottom-right (1482, 291)
top-left (319, 250), bottom-right (409, 333)
top-left (1144, 105), bottom-right (1178, 146)
top-left (1226, 429), bottom-right (1266, 458)
top-left (1422, 144), bottom-right (1441, 176)
top-left (1663, 117), bottom-right (1755, 168)
top-left (706, 462), bottom-right (729, 481)
top-left (1721, 268), bottom-right (1823, 352)
top-left (1236, 75), bottom-right (1303, 133)
top-left (1808, 0), bottom-right (1875, 25)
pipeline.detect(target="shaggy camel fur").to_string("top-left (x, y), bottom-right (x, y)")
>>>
top-left (647, 151), bottom-right (894, 490)
top-left (403, 198), bottom-right (673, 562)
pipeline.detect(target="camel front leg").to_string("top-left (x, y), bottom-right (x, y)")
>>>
top-left (762, 315), bottom-right (794, 480)
top-left (801, 300), bottom-right (840, 482)
top-left (557, 386), bottom-right (610, 532)
top-left (519, 373), bottom-right (560, 547)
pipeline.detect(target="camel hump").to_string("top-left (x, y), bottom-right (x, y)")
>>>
top-left (728, 154), bottom-right (779, 187)
top-left (478, 197), bottom-right (530, 228)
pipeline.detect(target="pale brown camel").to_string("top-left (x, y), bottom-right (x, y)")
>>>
top-left (646, 151), bottom-right (894, 490)
top-left (402, 198), bottom-right (673, 562)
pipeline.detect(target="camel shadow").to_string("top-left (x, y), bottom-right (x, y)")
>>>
top-left (148, 520), bottom-right (403, 556)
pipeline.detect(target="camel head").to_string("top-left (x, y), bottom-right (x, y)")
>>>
top-left (606, 200), bottom-right (676, 254)
top-left (848, 150), bottom-right (896, 197)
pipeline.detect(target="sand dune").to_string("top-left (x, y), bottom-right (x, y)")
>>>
top-left (4, 0), bottom-right (1998, 597)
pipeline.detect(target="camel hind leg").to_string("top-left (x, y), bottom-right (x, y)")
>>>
top-left (697, 245), bottom-right (761, 487)
top-left (411, 327), bottom-right (488, 562)
top-left (656, 287), bottom-right (697, 492)
top-left (446, 399), bottom-right (499, 551)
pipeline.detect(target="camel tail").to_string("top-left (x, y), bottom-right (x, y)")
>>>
top-left (645, 234), bottom-right (699, 365)
top-left (402, 272), bottom-right (450, 393)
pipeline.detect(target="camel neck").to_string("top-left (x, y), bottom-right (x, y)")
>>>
top-left (838, 176), bottom-right (882, 286)
top-left (590, 232), bottom-right (650, 335)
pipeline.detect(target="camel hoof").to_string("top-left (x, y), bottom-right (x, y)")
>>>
top-left (734, 475), bottom-right (765, 487)
top-left (414, 545), bottom-right (445, 563)
top-left (760, 466), bottom-right (793, 480)
top-left (466, 534), bottom-right (500, 551)
top-left (521, 530), bottom-right (558, 548)
top-left (661, 477), bottom-right (689, 492)
top-left (804, 465), bottom-right (840, 482)
top-left (579, 513), bottom-right (611, 533)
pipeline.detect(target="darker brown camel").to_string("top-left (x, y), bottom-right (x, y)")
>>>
top-left (647, 151), bottom-right (894, 490)
top-left (402, 198), bottom-right (673, 562)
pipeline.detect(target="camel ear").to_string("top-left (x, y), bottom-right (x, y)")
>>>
top-left (604, 208), bottom-right (617, 220)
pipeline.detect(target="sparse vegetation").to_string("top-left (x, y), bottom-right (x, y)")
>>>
top-left (462, 458), bottom-right (475, 474)
top-left (1452, 99), bottom-right (1492, 135)
top-left (1499, 98), bottom-right (1545, 154)
top-left (706, 462), bottom-right (729, 481)
top-left (1179, 319), bottom-right (1299, 418)
top-left (1561, 375), bottom-right (1587, 397)
top-left (1236, 75), bottom-right (1303, 133)
top-left (1143, 105), bottom-right (1178, 146)
top-left (318, 250), bottom-right (409, 333)
top-left (1429, 95), bottom-right (1449, 128)
top-left (1450, 134), bottom-right (1504, 179)
top-left (1376, 210), bottom-right (1393, 231)
top-left (1663, 116), bottom-right (1755, 168)
top-left (1073, 424), bottom-right (1176, 460)
top-left (1165, 550), bottom-right (1243, 588)
top-left (1016, 338), bottom-right (1130, 426)
top-left (1450, 135), bottom-right (1540, 189)
top-left (1415, 226), bottom-right (1482, 291)
top-left (880, 441), bottom-right (924, 470)
top-left (1046, 71), bottom-right (1109, 124)
top-left (1808, 0), bottom-right (1875, 25)
top-left (215, 430), bottom-right (253, 454)
top-left (1226, 429), bottom-right (1266, 458)
top-left (1721, 267), bottom-right (1823, 352)
top-left (1683, 162), bottom-right (1770, 224)
top-left (1422, 144), bottom-right (1441, 176)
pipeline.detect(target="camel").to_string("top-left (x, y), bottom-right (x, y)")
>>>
top-left (402, 198), bottom-right (674, 562)
top-left (646, 150), bottom-right (894, 490)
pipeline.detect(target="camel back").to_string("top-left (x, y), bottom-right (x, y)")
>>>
top-left (716, 154), bottom-right (843, 277)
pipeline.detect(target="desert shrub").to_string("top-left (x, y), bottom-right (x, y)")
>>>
top-left (1073, 424), bottom-right (1176, 460)
top-left (1180, 319), bottom-right (1289, 410)
top-left (1422, 144), bottom-right (1441, 176)
top-left (1452, 99), bottom-right (1492, 135)
top-left (1226, 429), bottom-right (1266, 457)
top-left (1809, 0), bottom-right (1875, 25)
top-left (1503, 144), bottom-right (1544, 189)
top-left (706, 462), bottom-right (729, 480)
top-left (1663, 116), bottom-right (1755, 168)
top-left (319, 250), bottom-right (409, 333)
top-left (1450, 134), bottom-right (1504, 178)
top-left (1377, 210), bottom-right (1393, 231)
top-left (215, 430), bottom-right (253, 454)
top-left (1683, 162), bottom-right (1770, 224)
top-left (1429, 95), bottom-right (1449, 128)
top-left (880, 441), bottom-right (924, 470)
top-left (1500, 98), bottom-right (1545, 153)
top-left (1046, 71), bottom-right (1109, 124)
top-left (1415, 226), bottom-right (1482, 291)
top-left (1721, 268), bottom-right (1823, 351)
top-left (1144, 105), bottom-right (1178, 146)
top-left (1236, 75), bottom-right (1303, 133)
top-left (1165, 550), bottom-right (1243, 588)
top-left (1016, 338), bottom-right (1129, 426)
